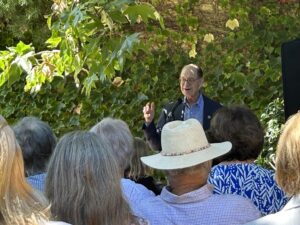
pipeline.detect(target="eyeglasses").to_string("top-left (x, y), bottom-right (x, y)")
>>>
top-left (179, 77), bottom-right (200, 84)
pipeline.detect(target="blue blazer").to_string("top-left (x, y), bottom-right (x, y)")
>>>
top-left (143, 95), bottom-right (222, 151)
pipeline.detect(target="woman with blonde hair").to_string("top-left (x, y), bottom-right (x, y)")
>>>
top-left (245, 112), bottom-right (300, 224)
top-left (45, 131), bottom-right (148, 225)
top-left (0, 115), bottom-right (68, 225)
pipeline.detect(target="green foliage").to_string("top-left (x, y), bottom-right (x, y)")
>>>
top-left (0, 0), bottom-right (52, 50)
top-left (0, 0), bottom-right (164, 137)
top-left (0, 0), bottom-right (300, 168)
top-left (257, 98), bottom-right (284, 168)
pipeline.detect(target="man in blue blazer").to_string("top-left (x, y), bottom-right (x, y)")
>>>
top-left (143, 64), bottom-right (222, 151)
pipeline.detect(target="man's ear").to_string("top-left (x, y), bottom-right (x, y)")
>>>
top-left (199, 77), bottom-right (204, 88)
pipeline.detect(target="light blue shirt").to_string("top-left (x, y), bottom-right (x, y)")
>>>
top-left (123, 182), bottom-right (261, 225)
top-left (27, 173), bottom-right (46, 192)
top-left (121, 178), bottom-right (156, 205)
top-left (184, 94), bottom-right (204, 124)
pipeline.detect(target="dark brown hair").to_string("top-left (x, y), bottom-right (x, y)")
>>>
top-left (207, 106), bottom-right (264, 162)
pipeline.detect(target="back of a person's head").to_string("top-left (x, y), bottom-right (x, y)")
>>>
top-left (207, 105), bottom-right (264, 162)
top-left (276, 112), bottom-right (300, 196)
top-left (45, 131), bottom-right (133, 225)
top-left (13, 117), bottom-right (56, 176)
top-left (127, 137), bottom-right (152, 179)
top-left (90, 117), bottom-right (134, 171)
top-left (0, 115), bottom-right (49, 224)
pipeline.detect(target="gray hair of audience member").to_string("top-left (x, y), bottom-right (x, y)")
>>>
top-left (13, 116), bottom-right (56, 176)
top-left (90, 117), bottom-right (134, 171)
top-left (165, 161), bottom-right (212, 178)
top-left (45, 131), bottom-right (135, 225)
top-left (127, 137), bottom-right (152, 179)
top-left (276, 112), bottom-right (300, 196)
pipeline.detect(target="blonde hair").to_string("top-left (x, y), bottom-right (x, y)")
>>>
top-left (276, 112), bottom-right (300, 196)
top-left (127, 137), bottom-right (152, 179)
top-left (0, 115), bottom-right (49, 225)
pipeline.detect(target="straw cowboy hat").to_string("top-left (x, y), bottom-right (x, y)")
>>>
top-left (141, 118), bottom-right (232, 170)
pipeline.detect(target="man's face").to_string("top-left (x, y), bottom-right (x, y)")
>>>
top-left (179, 72), bottom-right (203, 102)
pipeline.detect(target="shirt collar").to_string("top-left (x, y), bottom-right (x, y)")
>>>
top-left (160, 184), bottom-right (213, 204)
top-left (183, 93), bottom-right (203, 106)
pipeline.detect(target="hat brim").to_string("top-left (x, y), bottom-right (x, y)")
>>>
top-left (141, 141), bottom-right (232, 170)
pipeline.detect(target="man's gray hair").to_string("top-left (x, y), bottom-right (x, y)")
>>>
top-left (90, 117), bottom-right (134, 171)
top-left (166, 161), bottom-right (211, 176)
top-left (180, 64), bottom-right (203, 78)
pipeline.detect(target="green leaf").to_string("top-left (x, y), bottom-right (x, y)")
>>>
top-left (71, 7), bottom-right (84, 27)
top-left (82, 73), bottom-right (99, 96)
top-left (105, 0), bottom-right (134, 10)
top-left (123, 3), bottom-right (162, 26)
top-left (8, 42), bottom-right (34, 56)
top-left (101, 10), bottom-right (114, 30)
top-left (8, 63), bottom-right (22, 86)
top-left (46, 37), bottom-right (62, 48)
top-left (118, 33), bottom-right (140, 55)
top-left (47, 16), bottom-right (52, 29)
top-left (109, 10), bottom-right (128, 24)
top-left (0, 69), bottom-right (9, 87)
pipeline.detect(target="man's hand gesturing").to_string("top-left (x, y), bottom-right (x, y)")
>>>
top-left (143, 102), bottom-right (155, 125)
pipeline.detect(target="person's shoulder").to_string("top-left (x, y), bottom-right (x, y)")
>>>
top-left (121, 178), bottom-right (155, 197)
top-left (210, 193), bottom-right (261, 220)
top-left (213, 193), bottom-right (255, 207)
top-left (163, 98), bottom-right (183, 109)
top-left (244, 208), bottom-right (300, 225)
top-left (202, 95), bottom-right (221, 106)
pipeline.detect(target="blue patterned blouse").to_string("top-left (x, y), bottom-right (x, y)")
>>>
top-left (208, 163), bottom-right (289, 215)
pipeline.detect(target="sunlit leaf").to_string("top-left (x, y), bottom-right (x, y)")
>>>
top-left (8, 63), bottom-right (22, 86)
top-left (46, 37), bottom-right (62, 48)
top-left (123, 3), bottom-right (161, 25)
top-left (82, 73), bottom-right (99, 96)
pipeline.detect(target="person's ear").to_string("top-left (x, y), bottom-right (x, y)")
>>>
top-left (199, 77), bottom-right (204, 87)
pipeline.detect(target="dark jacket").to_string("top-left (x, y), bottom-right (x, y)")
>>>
top-left (143, 95), bottom-right (222, 151)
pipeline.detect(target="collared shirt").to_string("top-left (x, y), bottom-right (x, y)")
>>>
top-left (184, 94), bottom-right (204, 124)
top-left (208, 163), bottom-right (289, 215)
top-left (121, 178), bottom-right (156, 205)
top-left (126, 184), bottom-right (261, 225)
top-left (27, 173), bottom-right (46, 192)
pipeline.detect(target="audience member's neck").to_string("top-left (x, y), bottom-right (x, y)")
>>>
top-left (220, 159), bottom-right (256, 165)
top-left (167, 173), bottom-right (207, 196)
top-left (186, 92), bottom-right (200, 105)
